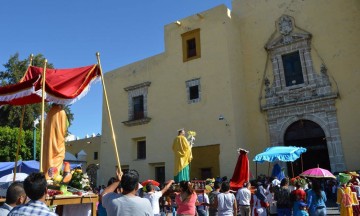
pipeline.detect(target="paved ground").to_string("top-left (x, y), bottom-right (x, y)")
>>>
top-left (326, 199), bottom-right (340, 215)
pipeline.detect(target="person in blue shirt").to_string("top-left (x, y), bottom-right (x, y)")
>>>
top-left (306, 180), bottom-right (327, 216)
top-left (295, 202), bottom-right (309, 216)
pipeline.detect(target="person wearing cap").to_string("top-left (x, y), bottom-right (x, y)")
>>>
top-left (0, 182), bottom-right (26, 216)
top-left (172, 129), bottom-right (193, 183)
top-left (295, 202), bottom-right (309, 216)
top-left (143, 180), bottom-right (174, 216)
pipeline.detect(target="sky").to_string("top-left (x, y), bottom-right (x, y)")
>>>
top-left (0, 0), bottom-right (232, 138)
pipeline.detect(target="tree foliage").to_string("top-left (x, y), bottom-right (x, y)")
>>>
top-left (0, 126), bottom-right (40, 161)
top-left (0, 53), bottom-right (74, 130)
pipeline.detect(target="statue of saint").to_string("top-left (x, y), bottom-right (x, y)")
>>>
top-left (42, 104), bottom-right (68, 179)
top-left (172, 129), bottom-right (192, 183)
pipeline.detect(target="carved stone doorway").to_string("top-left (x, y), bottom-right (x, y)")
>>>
top-left (284, 120), bottom-right (331, 177)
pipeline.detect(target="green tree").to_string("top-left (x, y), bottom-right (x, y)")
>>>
top-left (0, 53), bottom-right (74, 130)
top-left (0, 126), bottom-right (40, 161)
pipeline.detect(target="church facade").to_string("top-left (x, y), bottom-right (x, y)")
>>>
top-left (98, 0), bottom-right (360, 184)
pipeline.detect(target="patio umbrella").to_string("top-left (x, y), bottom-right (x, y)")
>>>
top-left (141, 179), bottom-right (160, 187)
top-left (0, 173), bottom-right (28, 182)
top-left (299, 167), bottom-right (335, 179)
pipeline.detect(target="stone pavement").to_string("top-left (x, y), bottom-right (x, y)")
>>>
top-left (326, 199), bottom-right (340, 215)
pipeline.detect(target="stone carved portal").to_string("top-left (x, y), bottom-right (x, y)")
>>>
top-left (284, 120), bottom-right (331, 177)
top-left (262, 15), bottom-right (346, 173)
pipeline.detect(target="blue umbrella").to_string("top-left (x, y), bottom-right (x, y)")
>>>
top-left (253, 146), bottom-right (307, 178)
top-left (253, 146), bottom-right (306, 163)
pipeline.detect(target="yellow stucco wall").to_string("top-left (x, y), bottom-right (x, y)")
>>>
top-left (232, 0), bottom-right (360, 172)
top-left (99, 0), bottom-right (360, 184)
top-left (66, 136), bottom-right (101, 168)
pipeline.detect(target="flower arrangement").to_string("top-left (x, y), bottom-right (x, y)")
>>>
top-left (69, 169), bottom-right (91, 191)
top-left (187, 130), bottom-right (197, 146)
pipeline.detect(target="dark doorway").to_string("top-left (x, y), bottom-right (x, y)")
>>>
top-left (284, 120), bottom-right (331, 177)
top-left (155, 166), bottom-right (165, 184)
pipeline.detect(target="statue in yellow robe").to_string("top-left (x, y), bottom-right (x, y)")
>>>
top-left (172, 129), bottom-right (192, 183)
top-left (42, 104), bottom-right (68, 179)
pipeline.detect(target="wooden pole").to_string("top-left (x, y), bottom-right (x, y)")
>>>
top-left (13, 107), bottom-right (26, 182)
top-left (291, 162), bottom-right (294, 178)
top-left (13, 54), bottom-right (33, 181)
top-left (96, 52), bottom-right (121, 172)
top-left (39, 59), bottom-right (48, 172)
top-left (301, 155), bottom-right (304, 173)
top-left (268, 162), bottom-right (271, 177)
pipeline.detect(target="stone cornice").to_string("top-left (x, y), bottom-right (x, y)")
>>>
top-left (124, 82), bottom-right (151, 92)
top-left (122, 117), bottom-right (152, 127)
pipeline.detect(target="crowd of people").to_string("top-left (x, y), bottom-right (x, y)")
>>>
top-left (96, 169), bottom-right (360, 216)
top-left (0, 169), bottom-right (359, 216)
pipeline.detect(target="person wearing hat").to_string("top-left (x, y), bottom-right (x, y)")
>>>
top-left (337, 173), bottom-right (356, 216)
top-left (348, 172), bottom-right (360, 216)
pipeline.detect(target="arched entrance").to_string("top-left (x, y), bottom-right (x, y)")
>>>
top-left (284, 120), bottom-right (331, 177)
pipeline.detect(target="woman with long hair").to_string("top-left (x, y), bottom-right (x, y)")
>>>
top-left (307, 180), bottom-right (327, 216)
top-left (175, 181), bottom-right (198, 216)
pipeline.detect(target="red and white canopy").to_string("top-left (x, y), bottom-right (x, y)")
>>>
top-left (0, 64), bottom-right (100, 106)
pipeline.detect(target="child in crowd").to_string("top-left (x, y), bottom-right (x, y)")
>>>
top-left (295, 202), bottom-right (309, 216)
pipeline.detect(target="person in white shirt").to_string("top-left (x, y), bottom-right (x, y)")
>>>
top-left (236, 182), bottom-right (251, 216)
top-left (144, 180), bottom-right (174, 216)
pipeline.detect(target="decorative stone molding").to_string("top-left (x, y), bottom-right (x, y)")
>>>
top-left (261, 15), bottom-right (345, 172)
top-left (123, 81), bottom-right (151, 126)
top-left (122, 117), bottom-right (152, 127)
top-left (186, 78), bottom-right (201, 104)
top-left (266, 100), bottom-right (346, 172)
top-left (124, 81), bottom-right (151, 92)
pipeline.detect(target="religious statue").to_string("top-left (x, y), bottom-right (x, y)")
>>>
top-left (172, 129), bottom-right (193, 183)
top-left (42, 104), bottom-right (68, 179)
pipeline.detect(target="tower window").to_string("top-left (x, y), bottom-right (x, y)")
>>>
top-left (182, 29), bottom-right (201, 62)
